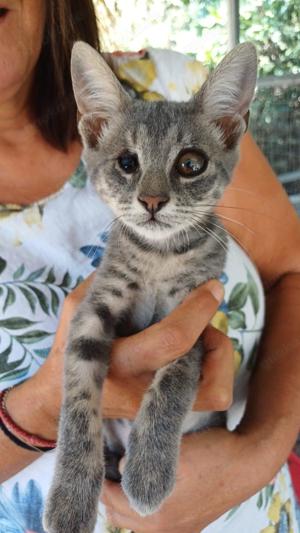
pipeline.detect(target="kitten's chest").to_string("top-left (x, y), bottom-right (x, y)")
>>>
top-left (127, 256), bottom-right (201, 331)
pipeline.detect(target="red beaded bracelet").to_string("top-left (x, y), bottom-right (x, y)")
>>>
top-left (0, 388), bottom-right (56, 452)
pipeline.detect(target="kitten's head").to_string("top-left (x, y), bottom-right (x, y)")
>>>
top-left (71, 42), bottom-right (257, 243)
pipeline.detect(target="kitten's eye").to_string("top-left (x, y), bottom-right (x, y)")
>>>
top-left (118, 152), bottom-right (139, 174)
top-left (176, 149), bottom-right (208, 178)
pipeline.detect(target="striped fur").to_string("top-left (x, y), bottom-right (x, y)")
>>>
top-left (44, 43), bottom-right (257, 532)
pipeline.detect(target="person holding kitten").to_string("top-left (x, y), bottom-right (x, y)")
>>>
top-left (0, 2), bottom-right (300, 533)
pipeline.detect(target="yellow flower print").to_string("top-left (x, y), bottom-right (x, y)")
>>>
top-left (260, 527), bottom-right (276, 533)
top-left (233, 350), bottom-right (242, 373)
top-left (142, 90), bottom-right (164, 101)
top-left (118, 59), bottom-right (157, 94)
top-left (211, 310), bottom-right (228, 335)
top-left (267, 492), bottom-right (281, 523)
top-left (186, 60), bottom-right (208, 93)
top-left (23, 205), bottom-right (43, 228)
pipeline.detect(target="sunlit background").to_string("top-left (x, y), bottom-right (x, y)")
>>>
top-left (93, 0), bottom-right (300, 212)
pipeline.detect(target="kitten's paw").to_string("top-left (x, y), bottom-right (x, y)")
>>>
top-left (43, 485), bottom-right (98, 533)
top-left (121, 454), bottom-right (176, 516)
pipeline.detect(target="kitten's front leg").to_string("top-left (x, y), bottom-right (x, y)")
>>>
top-left (44, 290), bottom-right (131, 533)
top-left (122, 344), bottom-right (202, 516)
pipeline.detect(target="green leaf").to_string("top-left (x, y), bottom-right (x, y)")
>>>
top-left (50, 289), bottom-right (60, 315)
top-left (45, 267), bottom-right (56, 284)
top-left (13, 264), bottom-right (25, 280)
top-left (247, 341), bottom-right (259, 371)
top-left (231, 337), bottom-right (240, 351)
top-left (3, 287), bottom-right (16, 312)
top-left (228, 310), bottom-right (246, 330)
top-left (25, 267), bottom-right (46, 282)
top-left (0, 257), bottom-right (7, 275)
top-left (19, 286), bottom-right (37, 313)
top-left (257, 490), bottom-right (263, 509)
top-left (27, 285), bottom-right (50, 315)
top-left (61, 271), bottom-right (72, 288)
top-left (225, 504), bottom-right (241, 521)
top-left (247, 270), bottom-right (259, 315)
top-left (228, 283), bottom-right (248, 311)
top-left (0, 317), bottom-right (37, 330)
top-left (33, 348), bottom-right (51, 359)
top-left (0, 340), bottom-right (13, 359)
top-left (0, 365), bottom-right (31, 383)
top-left (0, 347), bottom-right (26, 374)
top-left (15, 330), bottom-right (51, 344)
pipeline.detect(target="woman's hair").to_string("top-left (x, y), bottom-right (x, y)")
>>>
top-left (30, 0), bottom-right (100, 151)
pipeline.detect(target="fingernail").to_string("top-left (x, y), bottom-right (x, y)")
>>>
top-left (207, 281), bottom-right (224, 302)
top-left (118, 457), bottom-right (126, 475)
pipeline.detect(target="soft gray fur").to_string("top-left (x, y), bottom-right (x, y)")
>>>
top-left (44, 42), bottom-right (257, 533)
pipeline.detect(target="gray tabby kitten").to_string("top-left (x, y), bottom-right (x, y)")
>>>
top-left (44, 42), bottom-right (257, 533)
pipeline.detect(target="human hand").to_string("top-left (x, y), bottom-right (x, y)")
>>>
top-left (103, 280), bottom-right (233, 419)
top-left (6, 278), bottom-right (232, 440)
top-left (102, 428), bottom-right (272, 533)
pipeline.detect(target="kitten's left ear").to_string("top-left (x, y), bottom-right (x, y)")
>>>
top-left (195, 43), bottom-right (257, 147)
top-left (71, 41), bottom-right (131, 147)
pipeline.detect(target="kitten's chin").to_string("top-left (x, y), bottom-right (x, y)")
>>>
top-left (124, 220), bottom-right (178, 242)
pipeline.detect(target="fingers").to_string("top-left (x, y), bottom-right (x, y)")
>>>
top-left (193, 325), bottom-right (234, 412)
top-left (110, 280), bottom-right (224, 377)
top-left (102, 480), bottom-right (161, 533)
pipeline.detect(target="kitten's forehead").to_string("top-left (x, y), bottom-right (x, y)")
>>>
top-left (124, 99), bottom-right (199, 154)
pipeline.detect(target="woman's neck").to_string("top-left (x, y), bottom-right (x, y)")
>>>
top-left (0, 103), bottom-right (82, 205)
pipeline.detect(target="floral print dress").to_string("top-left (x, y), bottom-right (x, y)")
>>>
top-left (0, 49), bottom-right (298, 533)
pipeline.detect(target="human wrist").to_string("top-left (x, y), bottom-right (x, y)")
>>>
top-left (237, 411), bottom-right (298, 478)
top-left (5, 374), bottom-right (60, 441)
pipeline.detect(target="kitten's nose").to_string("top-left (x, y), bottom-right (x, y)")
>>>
top-left (138, 194), bottom-right (169, 213)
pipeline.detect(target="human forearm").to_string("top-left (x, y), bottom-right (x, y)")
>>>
top-left (0, 373), bottom-right (58, 482)
top-left (239, 273), bottom-right (300, 465)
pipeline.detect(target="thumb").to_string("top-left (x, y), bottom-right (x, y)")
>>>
top-left (110, 280), bottom-right (224, 376)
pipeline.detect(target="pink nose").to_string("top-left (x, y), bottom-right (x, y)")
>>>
top-left (138, 195), bottom-right (169, 213)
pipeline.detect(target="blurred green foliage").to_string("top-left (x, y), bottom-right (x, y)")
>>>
top-left (178, 0), bottom-right (300, 75)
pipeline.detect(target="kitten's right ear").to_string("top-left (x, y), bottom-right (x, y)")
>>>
top-left (71, 42), bottom-right (130, 147)
top-left (194, 43), bottom-right (257, 148)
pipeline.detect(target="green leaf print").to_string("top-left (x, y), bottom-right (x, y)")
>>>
top-left (15, 330), bottom-right (51, 344)
top-left (13, 264), bottom-right (25, 280)
top-left (45, 267), bottom-right (56, 284)
top-left (50, 288), bottom-right (60, 315)
top-left (61, 271), bottom-right (72, 288)
top-left (0, 317), bottom-right (37, 330)
top-left (228, 282), bottom-right (248, 311)
top-left (0, 365), bottom-right (31, 383)
top-left (3, 287), bottom-right (16, 312)
top-left (19, 285), bottom-right (37, 313)
top-left (228, 310), bottom-right (246, 329)
top-left (27, 285), bottom-right (50, 315)
top-left (34, 348), bottom-right (51, 359)
top-left (225, 504), bottom-right (242, 521)
top-left (0, 346), bottom-right (26, 374)
top-left (25, 267), bottom-right (47, 282)
top-left (257, 490), bottom-right (263, 509)
top-left (247, 269), bottom-right (259, 315)
top-left (0, 257), bottom-right (6, 275)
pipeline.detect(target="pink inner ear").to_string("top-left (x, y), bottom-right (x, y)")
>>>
top-left (214, 115), bottom-right (246, 150)
top-left (81, 115), bottom-right (104, 149)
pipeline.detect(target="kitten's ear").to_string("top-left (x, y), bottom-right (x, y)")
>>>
top-left (71, 41), bottom-right (130, 117)
top-left (71, 42), bottom-right (130, 147)
top-left (195, 43), bottom-right (257, 147)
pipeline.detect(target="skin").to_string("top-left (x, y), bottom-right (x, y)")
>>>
top-left (0, 2), bottom-right (300, 531)
top-left (0, 0), bottom-right (81, 206)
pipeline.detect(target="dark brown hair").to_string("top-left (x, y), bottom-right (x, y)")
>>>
top-left (30, 0), bottom-right (101, 151)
